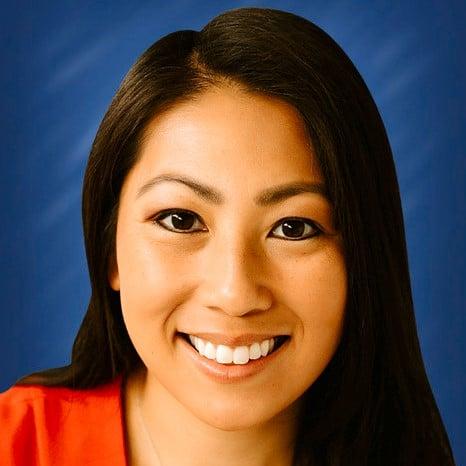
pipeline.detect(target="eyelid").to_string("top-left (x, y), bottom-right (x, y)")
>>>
top-left (153, 209), bottom-right (207, 233)
top-left (152, 209), bottom-right (322, 240)
top-left (269, 216), bottom-right (322, 240)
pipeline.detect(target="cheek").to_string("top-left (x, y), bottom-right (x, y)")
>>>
top-left (284, 246), bottom-right (347, 352)
top-left (118, 229), bottom-right (189, 298)
top-left (116, 233), bottom-right (191, 349)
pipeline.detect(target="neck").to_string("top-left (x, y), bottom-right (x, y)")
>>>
top-left (126, 367), bottom-right (301, 466)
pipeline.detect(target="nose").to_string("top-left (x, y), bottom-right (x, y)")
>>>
top-left (198, 232), bottom-right (273, 317)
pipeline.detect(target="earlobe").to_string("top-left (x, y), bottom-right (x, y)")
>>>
top-left (108, 254), bottom-right (120, 291)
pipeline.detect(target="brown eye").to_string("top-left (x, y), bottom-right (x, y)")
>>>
top-left (270, 217), bottom-right (321, 241)
top-left (154, 210), bottom-right (206, 233)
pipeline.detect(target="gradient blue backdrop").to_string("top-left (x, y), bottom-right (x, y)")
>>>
top-left (1, 0), bottom-right (464, 463)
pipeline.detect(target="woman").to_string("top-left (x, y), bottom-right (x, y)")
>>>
top-left (0, 7), bottom-right (456, 466)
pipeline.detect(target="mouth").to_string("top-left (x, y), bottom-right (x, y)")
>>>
top-left (177, 332), bottom-right (291, 383)
top-left (177, 332), bottom-right (290, 360)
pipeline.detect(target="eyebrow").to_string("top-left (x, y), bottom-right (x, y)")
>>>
top-left (136, 173), bottom-right (329, 206)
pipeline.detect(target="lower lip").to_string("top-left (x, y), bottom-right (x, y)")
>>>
top-left (177, 334), bottom-right (290, 384)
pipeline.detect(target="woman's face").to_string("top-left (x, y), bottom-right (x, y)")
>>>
top-left (109, 85), bottom-right (347, 430)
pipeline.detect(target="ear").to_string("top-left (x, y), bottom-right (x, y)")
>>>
top-left (108, 252), bottom-right (120, 291)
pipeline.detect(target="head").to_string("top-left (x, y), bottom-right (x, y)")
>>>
top-left (107, 83), bottom-right (347, 433)
top-left (30, 6), bottom-right (453, 466)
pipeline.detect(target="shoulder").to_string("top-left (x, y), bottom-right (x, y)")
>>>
top-left (0, 376), bottom-right (126, 466)
top-left (0, 377), bottom-right (122, 423)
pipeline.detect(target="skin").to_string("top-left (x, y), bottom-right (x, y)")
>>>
top-left (109, 85), bottom-right (347, 466)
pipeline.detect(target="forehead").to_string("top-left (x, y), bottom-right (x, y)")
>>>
top-left (127, 86), bottom-right (323, 193)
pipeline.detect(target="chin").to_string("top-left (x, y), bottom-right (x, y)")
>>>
top-left (189, 397), bottom-right (285, 432)
top-left (203, 413), bottom-right (268, 432)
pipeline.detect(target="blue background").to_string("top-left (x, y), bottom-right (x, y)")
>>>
top-left (1, 1), bottom-right (464, 463)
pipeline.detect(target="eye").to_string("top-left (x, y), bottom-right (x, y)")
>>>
top-left (153, 210), bottom-right (321, 241)
top-left (269, 217), bottom-right (321, 241)
top-left (153, 209), bottom-right (206, 233)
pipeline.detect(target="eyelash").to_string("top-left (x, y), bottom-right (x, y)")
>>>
top-left (151, 209), bottom-right (322, 241)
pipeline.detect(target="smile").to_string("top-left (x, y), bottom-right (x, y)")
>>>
top-left (177, 332), bottom-right (290, 383)
top-left (183, 333), bottom-right (288, 365)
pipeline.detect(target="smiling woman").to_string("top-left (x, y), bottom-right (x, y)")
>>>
top-left (107, 88), bottom-right (347, 458)
top-left (0, 6), bottom-right (456, 466)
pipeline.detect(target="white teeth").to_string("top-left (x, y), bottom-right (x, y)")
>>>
top-left (249, 342), bottom-right (262, 360)
top-left (216, 345), bottom-right (233, 364)
top-left (196, 337), bottom-right (206, 356)
top-left (260, 339), bottom-right (269, 356)
top-left (186, 334), bottom-right (280, 365)
top-left (204, 341), bottom-right (216, 360)
top-left (233, 346), bottom-right (249, 365)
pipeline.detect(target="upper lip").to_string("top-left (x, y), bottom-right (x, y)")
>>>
top-left (179, 332), bottom-right (287, 347)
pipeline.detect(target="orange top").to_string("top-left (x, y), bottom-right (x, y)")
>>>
top-left (0, 375), bottom-right (127, 465)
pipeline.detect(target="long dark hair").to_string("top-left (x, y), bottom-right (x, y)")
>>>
top-left (17, 7), bottom-right (455, 466)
